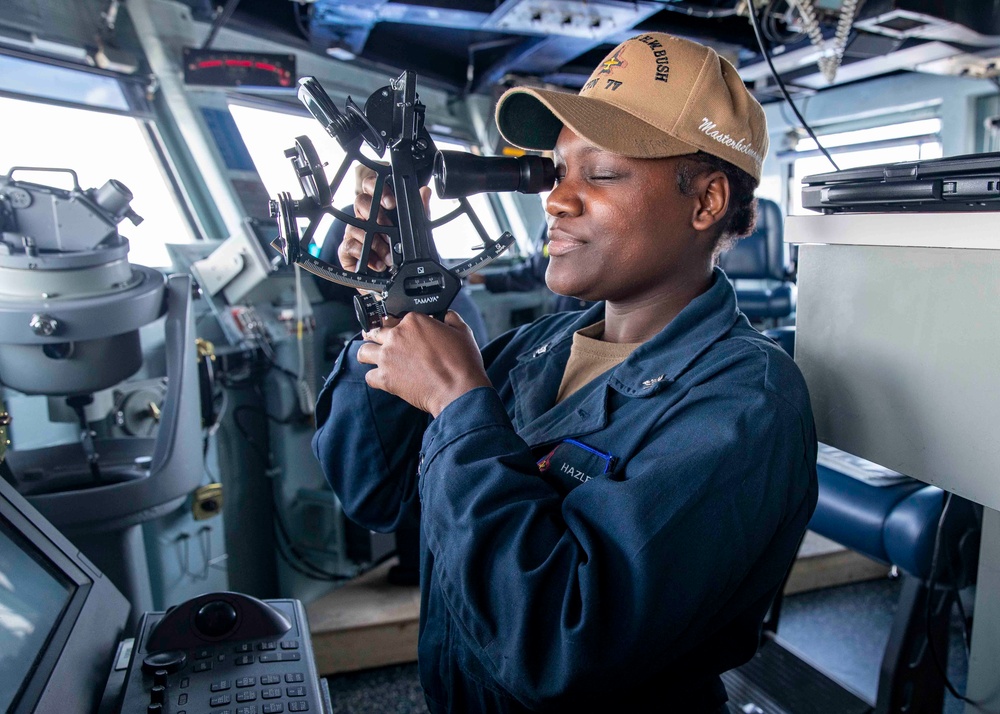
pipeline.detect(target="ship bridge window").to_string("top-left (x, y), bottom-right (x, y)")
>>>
top-left (0, 54), bottom-right (129, 111)
top-left (786, 117), bottom-right (942, 214)
top-left (0, 56), bottom-right (197, 268)
top-left (227, 102), bottom-right (502, 262)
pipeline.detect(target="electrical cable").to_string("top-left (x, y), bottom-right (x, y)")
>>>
top-left (924, 491), bottom-right (975, 705)
top-left (464, 38), bottom-right (521, 97)
top-left (218, 348), bottom-right (309, 430)
top-left (274, 536), bottom-right (342, 581)
top-left (788, 0), bottom-right (828, 71)
top-left (953, 572), bottom-right (973, 655)
top-left (201, 0), bottom-right (242, 50)
top-left (937, 497), bottom-right (976, 657)
top-left (228, 404), bottom-right (353, 582)
top-left (226, 400), bottom-right (344, 580)
top-left (293, 264), bottom-right (316, 416)
top-left (785, 0), bottom-right (863, 82)
top-left (825, 0), bottom-right (863, 83)
top-left (67, 395), bottom-right (103, 484)
top-left (217, 348), bottom-right (300, 391)
top-left (251, 329), bottom-right (277, 364)
top-left (231, 404), bottom-right (272, 467)
top-left (788, 0), bottom-right (863, 84)
top-left (221, 337), bottom-right (398, 584)
top-left (272, 510), bottom-right (350, 581)
top-left (206, 388), bottom-right (228, 439)
top-left (273, 512), bottom-right (397, 582)
top-left (217, 361), bottom-right (255, 388)
top-left (269, 477), bottom-right (398, 582)
top-left (747, 2), bottom-right (840, 171)
top-left (202, 387), bottom-right (227, 471)
top-left (762, 2), bottom-right (783, 45)
top-left (762, 0), bottom-right (804, 45)
top-left (292, 1), bottom-right (310, 41)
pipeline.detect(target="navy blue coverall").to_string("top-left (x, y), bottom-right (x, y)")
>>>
top-left (313, 268), bottom-right (818, 713)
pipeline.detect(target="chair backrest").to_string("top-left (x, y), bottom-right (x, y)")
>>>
top-left (718, 198), bottom-right (789, 281)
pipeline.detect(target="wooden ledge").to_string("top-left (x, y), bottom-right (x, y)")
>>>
top-left (306, 558), bottom-right (420, 675)
top-left (785, 531), bottom-right (889, 595)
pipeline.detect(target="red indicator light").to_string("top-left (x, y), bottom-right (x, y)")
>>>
top-left (185, 49), bottom-right (295, 88)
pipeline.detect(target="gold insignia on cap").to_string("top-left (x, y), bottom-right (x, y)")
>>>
top-left (599, 47), bottom-right (628, 75)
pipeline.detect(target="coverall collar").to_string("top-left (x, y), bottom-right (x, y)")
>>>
top-left (511, 268), bottom-right (741, 444)
top-left (608, 267), bottom-right (741, 397)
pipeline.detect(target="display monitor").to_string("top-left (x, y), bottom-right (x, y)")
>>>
top-left (0, 476), bottom-right (129, 713)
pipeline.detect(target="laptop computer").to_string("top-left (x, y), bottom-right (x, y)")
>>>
top-left (801, 151), bottom-right (1000, 213)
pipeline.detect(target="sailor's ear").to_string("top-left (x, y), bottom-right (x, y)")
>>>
top-left (690, 171), bottom-right (730, 233)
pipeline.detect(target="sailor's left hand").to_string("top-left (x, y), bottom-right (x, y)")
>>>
top-left (357, 311), bottom-right (491, 416)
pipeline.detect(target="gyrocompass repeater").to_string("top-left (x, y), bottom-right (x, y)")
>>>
top-left (269, 72), bottom-right (554, 330)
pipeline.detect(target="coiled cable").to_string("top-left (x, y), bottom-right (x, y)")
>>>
top-left (788, 0), bottom-right (863, 83)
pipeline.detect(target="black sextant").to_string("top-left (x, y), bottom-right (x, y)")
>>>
top-left (269, 72), bottom-right (553, 330)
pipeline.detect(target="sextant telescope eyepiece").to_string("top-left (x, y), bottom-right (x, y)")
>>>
top-left (433, 151), bottom-right (555, 200)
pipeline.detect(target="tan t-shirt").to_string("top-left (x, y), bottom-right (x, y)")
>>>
top-left (556, 321), bottom-right (643, 403)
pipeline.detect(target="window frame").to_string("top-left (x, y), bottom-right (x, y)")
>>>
top-left (0, 50), bottom-right (206, 259)
top-left (0, 46), bottom-right (154, 117)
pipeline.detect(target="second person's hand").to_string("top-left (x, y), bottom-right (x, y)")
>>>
top-left (338, 166), bottom-right (433, 279)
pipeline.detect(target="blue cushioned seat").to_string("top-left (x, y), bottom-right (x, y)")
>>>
top-left (883, 483), bottom-right (979, 582)
top-left (811, 463), bottom-right (925, 569)
top-left (718, 198), bottom-right (795, 323)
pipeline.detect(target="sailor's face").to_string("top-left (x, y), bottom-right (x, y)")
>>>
top-left (544, 127), bottom-right (700, 305)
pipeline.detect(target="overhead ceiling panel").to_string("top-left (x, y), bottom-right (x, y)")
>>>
top-left (210, 0), bottom-right (1000, 102)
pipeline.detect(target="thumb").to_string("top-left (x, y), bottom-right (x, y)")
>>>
top-left (420, 185), bottom-right (432, 216)
top-left (444, 310), bottom-right (469, 331)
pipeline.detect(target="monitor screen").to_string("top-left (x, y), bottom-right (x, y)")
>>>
top-left (0, 516), bottom-right (75, 713)
top-left (0, 478), bottom-right (129, 714)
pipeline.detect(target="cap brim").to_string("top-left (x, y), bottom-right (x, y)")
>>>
top-left (495, 86), bottom-right (700, 159)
